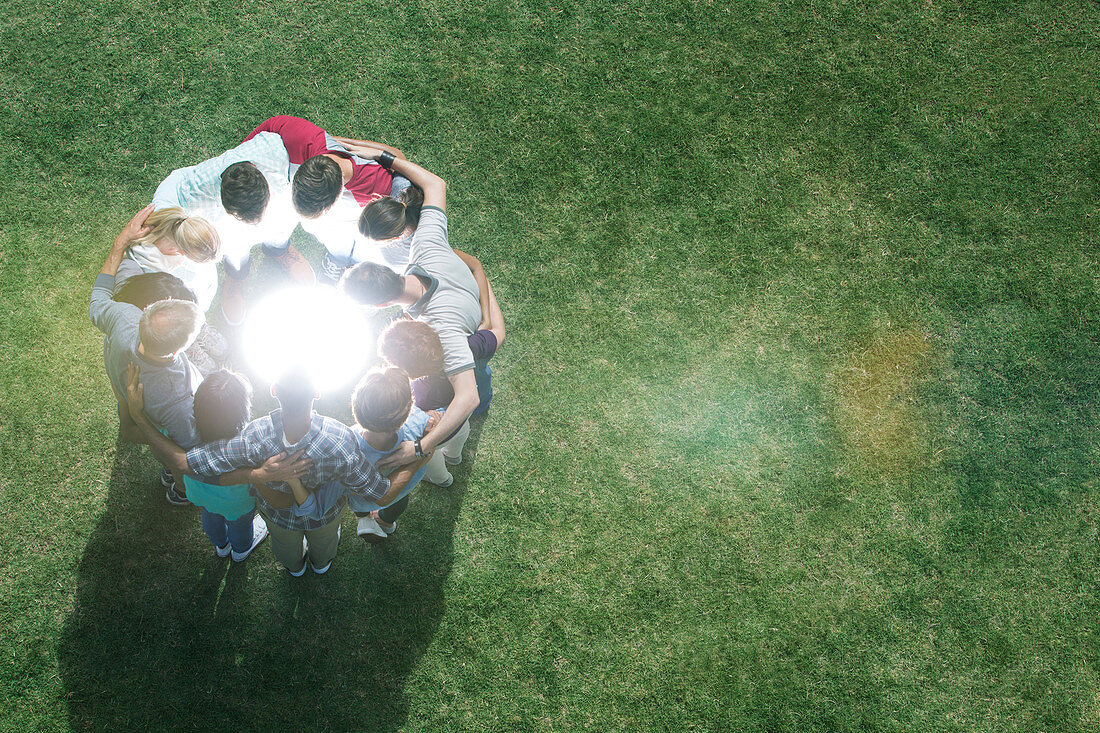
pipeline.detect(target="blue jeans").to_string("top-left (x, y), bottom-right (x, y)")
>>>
top-left (472, 360), bottom-right (493, 415)
top-left (202, 508), bottom-right (256, 553)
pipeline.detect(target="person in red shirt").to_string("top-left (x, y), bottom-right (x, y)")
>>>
top-left (244, 115), bottom-right (408, 285)
top-left (246, 115), bottom-right (403, 210)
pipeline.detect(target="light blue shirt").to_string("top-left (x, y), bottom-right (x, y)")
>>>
top-left (292, 407), bottom-right (430, 519)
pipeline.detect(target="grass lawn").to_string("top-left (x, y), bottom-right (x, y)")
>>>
top-left (2, 0), bottom-right (1099, 730)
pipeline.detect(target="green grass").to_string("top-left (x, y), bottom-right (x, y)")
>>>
top-left (2, 0), bottom-right (1099, 730)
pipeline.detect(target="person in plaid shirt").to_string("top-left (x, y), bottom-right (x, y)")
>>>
top-left (127, 366), bottom-right (425, 576)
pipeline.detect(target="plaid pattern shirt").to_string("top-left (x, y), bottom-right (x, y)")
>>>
top-left (186, 409), bottom-right (388, 531)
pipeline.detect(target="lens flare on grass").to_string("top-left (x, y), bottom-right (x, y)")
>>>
top-left (242, 286), bottom-right (375, 392)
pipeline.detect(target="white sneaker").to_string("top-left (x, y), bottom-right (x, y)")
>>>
top-left (428, 472), bottom-right (453, 488)
top-left (372, 510), bottom-right (398, 537)
top-left (231, 515), bottom-right (270, 562)
top-left (215, 543), bottom-right (232, 558)
top-left (357, 514), bottom-right (388, 543)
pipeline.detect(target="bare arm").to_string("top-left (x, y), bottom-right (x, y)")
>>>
top-left (101, 204), bottom-right (153, 276)
top-left (479, 275), bottom-right (505, 346)
top-left (330, 134), bottom-right (406, 160)
top-left (327, 140), bottom-right (446, 211)
top-left (376, 369), bottom-right (479, 471)
top-left (90, 204), bottom-right (155, 334)
top-left (375, 453), bottom-right (433, 507)
top-left (254, 482), bottom-right (294, 509)
top-left (287, 477), bottom-right (312, 506)
top-left (111, 378), bottom-right (149, 445)
top-left (125, 364), bottom-right (311, 484)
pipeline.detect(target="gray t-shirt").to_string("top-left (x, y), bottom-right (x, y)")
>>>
top-left (89, 273), bottom-right (203, 449)
top-left (403, 207), bottom-right (481, 376)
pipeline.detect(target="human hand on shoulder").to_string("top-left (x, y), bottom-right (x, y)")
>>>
top-left (425, 410), bottom-right (445, 435)
top-left (125, 362), bottom-right (146, 419)
top-left (114, 204), bottom-right (154, 251)
top-left (331, 138), bottom-right (384, 161)
top-left (377, 440), bottom-right (417, 471)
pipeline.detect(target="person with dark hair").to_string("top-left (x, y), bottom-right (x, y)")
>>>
top-left (243, 116), bottom-right (410, 286)
top-left (375, 288), bottom-right (504, 486)
top-left (113, 271), bottom-right (198, 309)
top-left (380, 274), bottom-right (504, 418)
top-left (128, 363), bottom-right (422, 576)
top-left (350, 184), bottom-right (425, 273)
top-left (347, 367), bottom-right (438, 542)
top-left (144, 131), bottom-right (313, 325)
top-left (336, 150), bottom-right (487, 475)
top-left (113, 272), bottom-right (230, 376)
top-left (220, 161), bottom-right (270, 223)
top-left (181, 369), bottom-right (269, 561)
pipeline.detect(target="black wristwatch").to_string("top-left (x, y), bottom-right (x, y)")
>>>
top-left (414, 438), bottom-right (426, 459)
top-left (378, 150), bottom-right (396, 170)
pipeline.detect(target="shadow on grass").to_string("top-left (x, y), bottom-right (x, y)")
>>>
top-left (58, 418), bottom-right (485, 732)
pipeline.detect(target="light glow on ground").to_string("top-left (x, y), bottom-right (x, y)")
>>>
top-left (242, 286), bottom-right (376, 392)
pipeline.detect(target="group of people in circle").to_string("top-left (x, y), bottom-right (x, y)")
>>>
top-left (90, 116), bottom-right (504, 575)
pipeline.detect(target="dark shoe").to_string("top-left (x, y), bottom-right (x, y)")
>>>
top-left (165, 483), bottom-right (189, 507)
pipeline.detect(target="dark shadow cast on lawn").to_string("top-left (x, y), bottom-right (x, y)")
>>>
top-left (58, 421), bottom-right (479, 732)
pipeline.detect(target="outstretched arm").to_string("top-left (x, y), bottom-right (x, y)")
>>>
top-left (330, 134), bottom-right (406, 161)
top-left (101, 204), bottom-right (153, 277)
top-left (374, 453), bottom-right (433, 507)
top-left (125, 364), bottom-right (311, 484)
top-left (90, 204), bottom-right (154, 334)
top-left (328, 140), bottom-right (446, 211)
top-left (377, 369), bottom-right (479, 471)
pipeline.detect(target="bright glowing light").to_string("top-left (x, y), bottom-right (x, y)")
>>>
top-left (242, 286), bottom-right (377, 392)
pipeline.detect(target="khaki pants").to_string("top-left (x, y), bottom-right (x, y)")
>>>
top-left (423, 419), bottom-right (471, 486)
top-left (261, 509), bottom-right (343, 573)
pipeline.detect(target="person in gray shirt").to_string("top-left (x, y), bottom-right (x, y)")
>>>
top-left (89, 204), bottom-right (205, 505)
top-left (337, 149), bottom-right (484, 473)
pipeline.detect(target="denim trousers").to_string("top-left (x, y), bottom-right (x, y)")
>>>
top-left (201, 507), bottom-right (257, 553)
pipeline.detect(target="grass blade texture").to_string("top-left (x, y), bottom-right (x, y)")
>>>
top-left (1, 0), bottom-right (1098, 731)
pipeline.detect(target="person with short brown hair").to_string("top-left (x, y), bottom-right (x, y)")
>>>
top-left (347, 367), bottom-right (437, 541)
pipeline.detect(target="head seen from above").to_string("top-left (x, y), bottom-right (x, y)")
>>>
top-left (138, 298), bottom-right (204, 358)
top-left (359, 185), bottom-right (424, 241)
top-left (113, 272), bottom-right (197, 310)
top-left (292, 155), bottom-right (343, 218)
top-left (272, 366), bottom-right (319, 418)
top-left (193, 370), bottom-right (253, 443)
top-left (137, 207), bottom-right (221, 264)
top-left (352, 366), bottom-right (413, 434)
top-left (339, 262), bottom-right (405, 307)
top-left (220, 161), bottom-right (270, 224)
top-left (378, 320), bottom-right (445, 380)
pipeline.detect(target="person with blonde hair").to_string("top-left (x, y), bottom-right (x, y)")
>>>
top-left (117, 206), bottom-right (222, 312)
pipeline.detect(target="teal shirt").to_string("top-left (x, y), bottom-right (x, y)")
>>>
top-left (182, 475), bottom-right (254, 520)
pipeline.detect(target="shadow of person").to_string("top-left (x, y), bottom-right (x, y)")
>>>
top-left (59, 434), bottom-right (468, 732)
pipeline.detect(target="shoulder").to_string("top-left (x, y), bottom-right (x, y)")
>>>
top-left (317, 416), bottom-right (358, 444)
